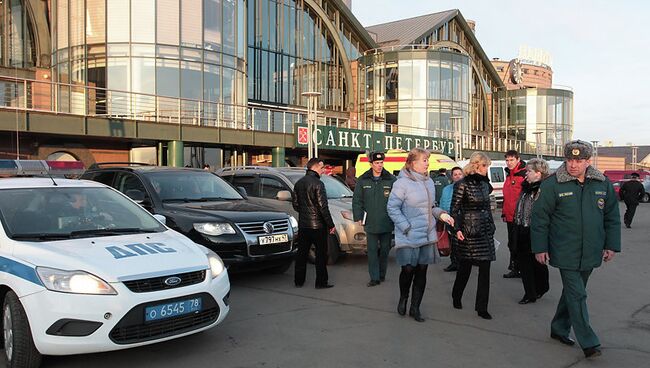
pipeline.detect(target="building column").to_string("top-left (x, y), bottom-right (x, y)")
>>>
top-left (167, 141), bottom-right (184, 167)
top-left (272, 147), bottom-right (285, 167)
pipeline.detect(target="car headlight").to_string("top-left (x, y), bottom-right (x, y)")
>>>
top-left (288, 215), bottom-right (298, 232)
top-left (193, 222), bottom-right (236, 236)
top-left (341, 210), bottom-right (354, 221)
top-left (36, 267), bottom-right (117, 295)
top-left (206, 250), bottom-right (225, 278)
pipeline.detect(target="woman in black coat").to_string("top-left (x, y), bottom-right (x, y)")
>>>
top-left (514, 158), bottom-right (550, 304)
top-left (450, 152), bottom-right (496, 320)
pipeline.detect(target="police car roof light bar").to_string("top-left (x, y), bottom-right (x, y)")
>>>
top-left (45, 160), bottom-right (85, 175)
top-left (0, 160), bottom-right (84, 176)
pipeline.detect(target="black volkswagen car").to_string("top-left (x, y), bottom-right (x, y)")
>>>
top-left (81, 164), bottom-right (297, 273)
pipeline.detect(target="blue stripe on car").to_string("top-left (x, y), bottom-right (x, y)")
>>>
top-left (0, 256), bottom-right (43, 286)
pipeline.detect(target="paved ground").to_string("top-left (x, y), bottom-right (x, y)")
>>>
top-left (42, 204), bottom-right (650, 367)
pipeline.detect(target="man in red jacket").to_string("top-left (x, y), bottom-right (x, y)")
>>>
top-left (502, 150), bottom-right (527, 278)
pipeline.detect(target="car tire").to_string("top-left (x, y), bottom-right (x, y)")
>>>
top-left (643, 192), bottom-right (650, 203)
top-left (2, 291), bottom-right (41, 368)
top-left (266, 259), bottom-right (294, 274)
top-left (307, 235), bottom-right (340, 265)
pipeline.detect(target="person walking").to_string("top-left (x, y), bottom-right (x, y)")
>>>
top-left (532, 140), bottom-right (621, 358)
top-left (502, 150), bottom-right (526, 279)
top-left (513, 158), bottom-right (550, 305)
top-left (432, 168), bottom-right (450, 205)
top-left (293, 157), bottom-right (337, 289)
top-left (439, 166), bottom-right (464, 272)
top-left (352, 152), bottom-right (396, 287)
top-left (387, 148), bottom-right (454, 322)
top-left (619, 172), bottom-right (645, 228)
top-left (450, 152), bottom-right (496, 320)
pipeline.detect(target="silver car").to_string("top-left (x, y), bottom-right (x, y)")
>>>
top-left (217, 166), bottom-right (367, 264)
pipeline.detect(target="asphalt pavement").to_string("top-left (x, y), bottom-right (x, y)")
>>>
top-left (43, 204), bottom-right (650, 368)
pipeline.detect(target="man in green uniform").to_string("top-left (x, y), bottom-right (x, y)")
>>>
top-left (531, 140), bottom-right (621, 358)
top-left (353, 152), bottom-right (397, 287)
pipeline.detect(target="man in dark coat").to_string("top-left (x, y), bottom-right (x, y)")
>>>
top-left (432, 168), bottom-right (450, 205)
top-left (532, 140), bottom-right (621, 358)
top-left (352, 151), bottom-right (396, 286)
top-left (619, 173), bottom-right (645, 228)
top-left (293, 157), bottom-right (336, 289)
top-left (502, 150), bottom-right (526, 278)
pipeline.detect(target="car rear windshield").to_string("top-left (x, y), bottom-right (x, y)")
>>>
top-left (144, 170), bottom-right (242, 202)
top-left (285, 173), bottom-right (353, 199)
top-left (0, 187), bottom-right (165, 241)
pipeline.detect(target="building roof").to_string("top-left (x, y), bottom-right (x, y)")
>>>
top-left (365, 10), bottom-right (457, 48)
top-left (598, 146), bottom-right (650, 164)
top-left (365, 9), bottom-right (504, 88)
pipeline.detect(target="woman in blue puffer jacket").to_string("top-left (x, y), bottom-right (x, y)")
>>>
top-left (387, 148), bottom-right (454, 322)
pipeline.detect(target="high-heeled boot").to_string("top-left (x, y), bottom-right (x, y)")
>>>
top-left (397, 266), bottom-right (414, 316)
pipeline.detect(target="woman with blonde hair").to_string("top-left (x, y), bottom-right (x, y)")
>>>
top-left (387, 147), bottom-right (454, 322)
top-left (450, 152), bottom-right (497, 319)
top-left (514, 158), bottom-right (550, 304)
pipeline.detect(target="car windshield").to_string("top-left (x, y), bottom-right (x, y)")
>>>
top-left (0, 187), bottom-right (165, 241)
top-left (145, 170), bottom-right (242, 202)
top-left (285, 172), bottom-right (353, 199)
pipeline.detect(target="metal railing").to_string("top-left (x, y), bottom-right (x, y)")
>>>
top-left (0, 75), bottom-right (563, 157)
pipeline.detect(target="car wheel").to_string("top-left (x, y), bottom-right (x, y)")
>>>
top-left (643, 193), bottom-right (650, 203)
top-left (266, 259), bottom-right (294, 274)
top-left (307, 235), bottom-right (340, 265)
top-left (2, 291), bottom-right (41, 368)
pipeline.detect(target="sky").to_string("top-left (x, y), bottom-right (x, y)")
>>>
top-left (351, 0), bottom-right (650, 146)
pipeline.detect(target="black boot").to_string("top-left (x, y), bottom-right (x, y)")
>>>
top-left (408, 265), bottom-right (427, 322)
top-left (397, 266), bottom-right (414, 316)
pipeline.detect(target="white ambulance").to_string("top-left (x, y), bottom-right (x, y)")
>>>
top-left (0, 160), bottom-right (230, 367)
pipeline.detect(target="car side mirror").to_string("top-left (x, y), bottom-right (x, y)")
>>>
top-left (276, 190), bottom-right (292, 201)
top-left (153, 214), bottom-right (167, 225)
top-left (125, 189), bottom-right (145, 203)
top-left (237, 186), bottom-right (248, 198)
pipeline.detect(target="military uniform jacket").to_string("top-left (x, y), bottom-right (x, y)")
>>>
top-left (531, 164), bottom-right (621, 271)
top-left (352, 168), bottom-right (396, 234)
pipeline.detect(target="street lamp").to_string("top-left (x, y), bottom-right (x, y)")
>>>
top-left (533, 131), bottom-right (543, 158)
top-left (450, 116), bottom-right (463, 161)
top-left (591, 140), bottom-right (599, 169)
top-left (301, 91), bottom-right (322, 159)
top-left (632, 145), bottom-right (638, 171)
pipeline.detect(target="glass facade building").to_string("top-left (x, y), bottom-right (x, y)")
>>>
top-left (0, 0), bottom-right (37, 68)
top-left (495, 87), bottom-right (573, 148)
top-left (246, 0), bottom-right (371, 132)
top-left (52, 0), bottom-right (248, 125)
top-left (358, 50), bottom-right (471, 137)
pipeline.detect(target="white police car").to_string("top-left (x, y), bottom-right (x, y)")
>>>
top-left (0, 160), bottom-right (230, 367)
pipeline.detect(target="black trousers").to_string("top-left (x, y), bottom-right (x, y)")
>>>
top-left (624, 202), bottom-right (638, 226)
top-left (295, 228), bottom-right (328, 287)
top-left (517, 252), bottom-right (549, 299)
top-left (506, 222), bottom-right (519, 271)
top-left (452, 259), bottom-right (491, 312)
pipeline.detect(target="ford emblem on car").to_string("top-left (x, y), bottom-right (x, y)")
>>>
top-left (164, 276), bottom-right (182, 286)
top-left (263, 222), bottom-right (274, 234)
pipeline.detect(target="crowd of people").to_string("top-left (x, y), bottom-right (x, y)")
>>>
top-left (291, 139), bottom-right (621, 359)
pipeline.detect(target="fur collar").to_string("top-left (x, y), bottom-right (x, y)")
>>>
top-left (555, 163), bottom-right (606, 183)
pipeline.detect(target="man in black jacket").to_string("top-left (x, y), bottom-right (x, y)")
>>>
top-left (293, 157), bottom-right (337, 289)
top-left (619, 173), bottom-right (645, 228)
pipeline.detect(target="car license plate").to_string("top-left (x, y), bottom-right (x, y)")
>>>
top-left (145, 298), bottom-right (202, 322)
top-left (258, 234), bottom-right (288, 245)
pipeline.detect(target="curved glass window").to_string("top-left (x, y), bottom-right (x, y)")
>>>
top-left (360, 50), bottom-right (472, 137)
top-left (52, 0), bottom-right (246, 124)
